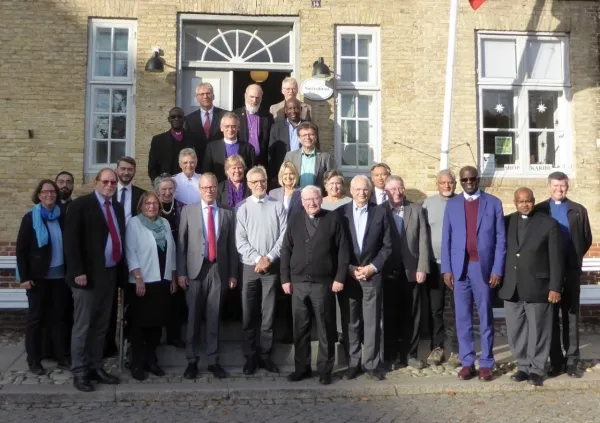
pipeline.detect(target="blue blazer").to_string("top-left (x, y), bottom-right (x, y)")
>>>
top-left (440, 192), bottom-right (506, 282)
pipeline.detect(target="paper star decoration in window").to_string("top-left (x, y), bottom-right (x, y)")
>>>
top-left (537, 102), bottom-right (547, 113)
top-left (494, 103), bottom-right (505, 114)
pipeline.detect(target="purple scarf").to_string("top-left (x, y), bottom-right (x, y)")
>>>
top-left (227, 180), bottom-right (246, 208)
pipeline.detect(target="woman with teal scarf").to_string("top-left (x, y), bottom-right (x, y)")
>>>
top-left (16, 179), bottom-right (72, 376)
top-left (125, 191), bottom-right (177, 381)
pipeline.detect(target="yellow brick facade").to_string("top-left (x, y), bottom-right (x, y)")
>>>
top-left (0, 0), bottom-right (599, 244)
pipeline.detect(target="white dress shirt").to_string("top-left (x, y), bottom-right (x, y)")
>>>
top-left (117, 182), bottom-right (133, 224)
top-left (201, 199), bottom-right (220, 257)
top-left (352, 202), bottom-right (369, 253)
top-left (374, 187), bottom-right (387, 205)
top-left (463, 189), bottom-right (481, 202)
top-left (174, 172), bottom-right (202, 205)
top-left (283, 195), bottom-right (291, 210)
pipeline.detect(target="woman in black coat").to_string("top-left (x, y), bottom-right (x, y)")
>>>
top-left (16, 179), bottom-right (71, 375)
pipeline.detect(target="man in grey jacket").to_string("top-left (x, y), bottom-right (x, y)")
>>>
top-left (236, 166), bottom-right (288, 374)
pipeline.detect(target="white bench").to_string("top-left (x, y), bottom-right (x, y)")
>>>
top-left (0, 256), bottom-right (27, 309)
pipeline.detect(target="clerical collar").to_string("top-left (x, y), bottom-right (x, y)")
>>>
top-left (520, 214), bottom-right (529, 219)
top-left (224, 138), bottom-right (238, 145)
top-left (553, 199), bottom-right (566, 205)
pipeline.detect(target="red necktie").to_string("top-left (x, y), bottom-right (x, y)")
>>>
top-left (203, 112), bottom-right (211, 138)
top-left (104, 201), bottom-right (122, 263)
top-left (207, 205), bottom-right (217, 262)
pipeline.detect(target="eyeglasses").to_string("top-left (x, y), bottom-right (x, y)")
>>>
top-left (200, 186), bottom-right (217, 191)
top-left (40, 190), bottom-right (57, 195)
top-left (99, 180), bottom-right (118, 186)
top-left (145, 201), bottom-right (160, 207)
top-left (248, 179), bottom-right (266, 185)
top-left (460, 177), bottom-right (478, 183)
top-left (197, 92), bottom-right (212, 97)
top-left (222, 125), bottom-right (238, 130)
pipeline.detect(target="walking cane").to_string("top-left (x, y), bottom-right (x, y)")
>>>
top-left (117, 287), bottom-right (125, 373)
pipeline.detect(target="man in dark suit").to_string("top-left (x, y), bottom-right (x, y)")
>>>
top-left (184, 82), bottom-right (227, 171)
top-left (338, 175), bottom-right (392, 381)
top-left (64, 168), bottom-right (125, 392)
top-left (148, 107), bottom-right (195, 182)
top-left (281, 185), bottom-right (349, 385)
top-left (369, 163), bottom-right (391, 205)
top-left (381, 176), bottom-right (430, 370)
top-left (55, 171), bottom-right (75, 218)
top-left (233, 84), bottom-right (273, 167)
top-left (535, 171), bottom-right (593, 377)
top-left (201, 112), bottom-right (257, 183)
top-left (501, 187), bottom-right (564, 387)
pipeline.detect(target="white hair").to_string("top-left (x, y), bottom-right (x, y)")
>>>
top-left (436, 169), bottom-right (456, 182)
top-left (350, 174), bottom-right (373, 190)
top-left (301, 185), bottom-right (322, 198)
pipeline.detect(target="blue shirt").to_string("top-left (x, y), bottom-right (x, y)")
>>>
top-left (95, 191), bottom-right (122, 267)
top-left (201, 200), bottom-right (220, 258)
top-left (46, 219), bottom-right (64, 279)
top-left (287, 120), bottom-right (301, 151)
top-left (549, 200), bottom-right (571, 247)
top-left (299, 150), bottom-right (317, 188)
top-left (353, 202), bottom-right (369, 254)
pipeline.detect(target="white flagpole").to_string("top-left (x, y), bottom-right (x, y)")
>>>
top-left (440, 0), bottom-right (460, 170)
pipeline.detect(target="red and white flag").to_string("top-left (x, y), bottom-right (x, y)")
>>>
top-left (469, 0), bottom-right (486, 10)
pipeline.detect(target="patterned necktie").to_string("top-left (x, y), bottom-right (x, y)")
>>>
top-left (381, 192), bottom-right (388, 204)
top-left (104, 201), bottom-right (121, 263)
top-left (206, 205), bottom-right (217, 262)
top-left (203, 111), bottom-right (211, 138)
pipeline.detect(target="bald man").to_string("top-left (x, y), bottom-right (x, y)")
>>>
top-left (499, 187), bottom-right (564, 387)
top-left (234, 84), bottom-right (273, 167)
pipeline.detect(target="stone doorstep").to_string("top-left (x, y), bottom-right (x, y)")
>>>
top-left (3, 372), bottom-right (600, 405)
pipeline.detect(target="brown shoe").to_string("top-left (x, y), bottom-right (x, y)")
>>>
top-left (457, 366), bottom-right (476, 380)
top-left (478, 367), bottom-right (493, 382)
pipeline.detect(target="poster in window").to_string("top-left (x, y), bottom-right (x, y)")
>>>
top-left (494, 136), bottom-right (513, 155)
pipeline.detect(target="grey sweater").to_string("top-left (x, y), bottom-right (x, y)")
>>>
top-left (422, 194), bottom-right (451, 264)
top-left (235, 196), bottom-right (288, 265)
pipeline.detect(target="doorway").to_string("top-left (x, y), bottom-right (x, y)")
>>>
top-left (232, 71), bottom-right (290, 111)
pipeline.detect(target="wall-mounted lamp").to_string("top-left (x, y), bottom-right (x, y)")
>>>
top-left (312, 57), bottom-right (332, 79)
top-left (145, 49), bottom-right (164, 73)
top-left (250, 70), bottom-right (269, 83)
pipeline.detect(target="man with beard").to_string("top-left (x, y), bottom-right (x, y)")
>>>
top-left (114, 156), bottom-right (145, 226)
top-left (234, 84), bottom-right (273, 167)
top-left (148, 107), bottom-right (194, 182)
top-left (55, 171), bottom-right (75, 218)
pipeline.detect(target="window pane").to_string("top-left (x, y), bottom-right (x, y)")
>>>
top-left (96, 28), bottom-right (111, 51)
top-left (357, 59), bottom-right (369, 82)
top-left (481, 39), bottom-right (516, 78)
top-left (340, 94), bottom-right (355, 118)
top-left (528, 91), bottom-right (560, 130)
top-left (357, 95), bottom-right (370, 118)
top-left (94, 116), bottom-right (109, 139)
top-left (340, 59), bottom-right (356, 82)
top-left (527, 40), bottom-right (562, 80)
top-left (95, 141), bottom-right (108, 164)
top-left (357, 35), bottom-right (371, 57)
top-left (113, 28), bottom-right (129, 52)
top-left (482, 90), bottom-right (514, 128)
top-left (95, 53), bottom-right (111, 77)
top-left (112, 90), bottom-right (128, 113)
top-left (113, 53), bottom-right (128, 77)
top-left (358, 145), bottom-right (370, 166)
top-left (342, 145), bottom-right (357, 166)
top-left (95, 89), bottom-right (110, 112)
top-left (341, 35), bottom-right (355, 56)
top-left (482, 131), bottom-right (518, 169)
top-left (111, 116), bottom-right (127, 139)
top-left (529, 132), bottom-right (556, 167)
top-left (358, 121), bottom-right (369, 144)
top-left (341, 120), bottom-right (357, 144)
top-left (110, 142), bottom-right (126, 163)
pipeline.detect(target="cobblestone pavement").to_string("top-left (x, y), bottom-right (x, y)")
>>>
top-left (0, 390), bottom-right (599, 423)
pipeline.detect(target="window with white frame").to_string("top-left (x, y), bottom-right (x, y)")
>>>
top-left (335, 26), bottom-right (380, 172)
top-left (86, 20), bottom-right (136, 171)
top-left (477, 32), bottom-right (572, 177)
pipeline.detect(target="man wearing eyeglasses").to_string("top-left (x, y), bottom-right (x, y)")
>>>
top-left (235, 166), bottom-right (287, 375)
top-left (148, 107), bottom-right (194, 181)
top-left (269, 77), bottom-right (312, 122)
top-left (64, 168), bottom-right (126, 392)
top-left (440, 166), bottom-right (506, 382)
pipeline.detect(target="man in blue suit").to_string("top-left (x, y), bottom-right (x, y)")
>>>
top-left (441, 166), bottom-right (506, 381)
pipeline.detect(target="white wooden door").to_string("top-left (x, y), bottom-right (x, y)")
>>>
top-left (182, 70), bottom-right (233, 114)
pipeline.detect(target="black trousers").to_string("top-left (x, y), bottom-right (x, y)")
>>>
top-left (550, 269), bottom-right (581, 367)
top-left (25, 278), bottom-right (71, 365)
top-left (292, 281), bottom-right (336, 374)
top-left (382, 273), bottom-right (404, 362)
top-left (426, 262), bottom-right (458, 352)
top-left (130, 326), bottom-right (162, 370)
top-left (103, 288), bottom-right (119, 356)
top-left (399, 280), bottom-right (422, 361)
top-left (166, 288), bottom-right (188, 342)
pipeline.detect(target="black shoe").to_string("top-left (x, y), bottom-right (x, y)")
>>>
top-left (184, 363), bottom-right (198, 379)
top-left (208, 363), bottom-right (227, 379)
top-left (566, 364), bottom-right (579, 378)
top-left (547, 364), bottom-right (564, 378)
top-left (243, 356), bottom-right (257, 375)
top-left (344, 366), bottom-right (362, 380)
top-left (73, 375), bottom-right (94, 392)
top-left (529, 373), bottom-right (544, 386)
top-left (258, 358), bottom-right (280, 374)
top-left (319, 373), bottom-right (332, 385)
top-left (393, 357), bottom-right (407, 370)
top-left (131, 367), bottom-right (147, 381)
top-left (167, 339), bottom-right (186, 349)
top-left (56, 360), bottom-right (71, 371)
top-left (510, 370), bottom-right (529, 382)
top-left (366, 369), bottom-right (386, 381)
top-left (147, 364), bottom-right (165, 377)
top-left (88, 369), bottom-right (120, 384)
top-left (28, 363), bottom-right (46, 376)
top-left (287, 368), bottom-right (312, 382)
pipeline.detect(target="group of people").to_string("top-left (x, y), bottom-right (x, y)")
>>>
top-left (15, 78), bottom-right (592, 392)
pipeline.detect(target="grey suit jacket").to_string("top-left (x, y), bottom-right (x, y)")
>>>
top-left (383, 200), bottom-right (430, 282)
top-left (268, 187), bottom-right (303, 217)
top-left (177, 203), bottom-right (238, 283)
top-left (269, 100), bottom-right (312, 121)
top-left (283, 149), bottom-right (335, 190)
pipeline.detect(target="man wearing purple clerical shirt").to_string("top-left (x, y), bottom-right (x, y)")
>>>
top-left (234, 84), bottom-right (273, 168)
top-left (201, 112), bottom-right (257, 183)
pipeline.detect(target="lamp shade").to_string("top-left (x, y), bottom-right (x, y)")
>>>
top-left (312, 57), bottom-right (331, 78)
top-left (250, 70), bottom-right (269, 83)
top-left (145, 51), bottom-right (164, 73)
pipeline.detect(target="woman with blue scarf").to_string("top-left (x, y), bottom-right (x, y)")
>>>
top-left (125, 191), bottom-right (177, 381)
top-left (16, 179), bottom-right (71, 375)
